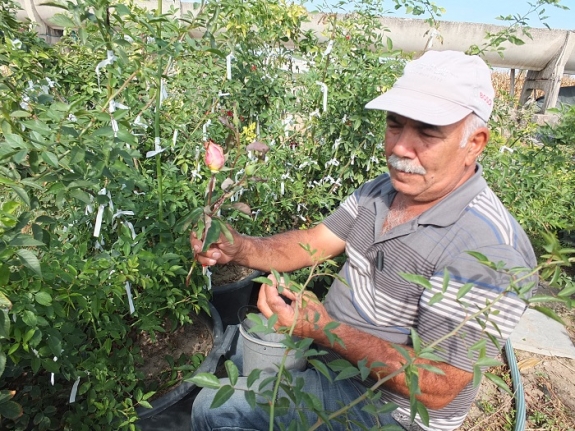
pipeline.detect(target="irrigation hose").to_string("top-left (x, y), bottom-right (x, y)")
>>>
top-left (504, 338), bottom-right (526, 431)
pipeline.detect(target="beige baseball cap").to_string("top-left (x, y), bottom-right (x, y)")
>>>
top-left (365, 50), bottom-right (494, 125)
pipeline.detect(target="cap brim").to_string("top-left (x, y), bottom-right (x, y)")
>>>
top-left (365, 87), bottom-right (472, 126)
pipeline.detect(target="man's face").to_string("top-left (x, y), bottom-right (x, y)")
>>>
top-left (384, 112), bottom-right (479, 205)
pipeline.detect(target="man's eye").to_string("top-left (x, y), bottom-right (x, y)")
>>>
top-left (420, 130), bottom-right (439, 138)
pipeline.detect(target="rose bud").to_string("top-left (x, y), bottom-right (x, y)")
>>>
top-left (204, 140), bottom-right (225, 173)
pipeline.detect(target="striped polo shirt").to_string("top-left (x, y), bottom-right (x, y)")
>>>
top-left (322, 164), bottom-right (537, 431)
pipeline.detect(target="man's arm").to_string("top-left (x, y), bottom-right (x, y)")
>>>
top-left (190, 223), bottom-right (346, 273)
top-left (258, 281), bottom-right (472, 410)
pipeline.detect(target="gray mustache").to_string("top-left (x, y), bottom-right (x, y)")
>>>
top-left (387, 155), bottom-right (427, 175)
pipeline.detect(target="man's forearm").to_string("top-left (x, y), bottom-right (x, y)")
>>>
top-left (312, 320), bottom-right (472, 410)
top-left (231, 224), bottom-right (345, 273)
top-left (232, 230), bottom-right (319, 273)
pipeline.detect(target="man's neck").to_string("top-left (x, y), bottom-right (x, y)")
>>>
top-left (382, 193), bottom-right (437, 234)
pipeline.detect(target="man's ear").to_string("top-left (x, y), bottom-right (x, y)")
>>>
top-left (464, 127), bottom-right (489, 166)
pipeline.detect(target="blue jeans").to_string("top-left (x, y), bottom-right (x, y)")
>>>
top-left (191, 329), bottom-right (402, 431)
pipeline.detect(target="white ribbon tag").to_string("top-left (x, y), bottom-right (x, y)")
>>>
top-left (95, 50), bottom-right (117, 87)
top-left (69, 377), bottom-right (81, 403)
top-left (202, 120), bottom-right (211, 141)
top-left (316, 81), bottom-right (328, 112)
top-left (202, 266), bottom-right (212, 291)
top-left (146, 137), bottom-right (166, 158)
top-left (50, 357), bottom-right (58, 385)
top-left (172, 129), bottom-right (178, 147)
top-left (323, 40), bottom-right (334, 57)
top-left (125, 282), bottom-right (135, 314)
top-left (226, 53), bottom-right (235, 80)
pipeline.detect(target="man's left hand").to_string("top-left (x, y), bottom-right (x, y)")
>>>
top-left (257, 274), bottom-right (333, 342)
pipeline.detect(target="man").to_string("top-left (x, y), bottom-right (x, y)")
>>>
top-left (190, 50), bottom-right (537, 431)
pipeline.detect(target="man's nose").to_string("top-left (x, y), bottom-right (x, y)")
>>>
top-left (388, 128), bottom-right (418, 157)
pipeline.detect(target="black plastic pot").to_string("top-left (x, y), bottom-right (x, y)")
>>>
top-left (136, 303), bottom-right (237, 431)
top-left (210, 269), bottom-right (262, 328)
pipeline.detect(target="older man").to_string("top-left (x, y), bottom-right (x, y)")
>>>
top-left (190, 50), bottom-right (536, 431)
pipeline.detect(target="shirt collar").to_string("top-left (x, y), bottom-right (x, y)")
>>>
top-left (418, 163), bottom-right (487, 227)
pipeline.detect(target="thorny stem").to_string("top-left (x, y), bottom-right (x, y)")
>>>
top-left (206, 174), bottom-right (216, 208)
top-left (267, 263), bottom-right (317, 431)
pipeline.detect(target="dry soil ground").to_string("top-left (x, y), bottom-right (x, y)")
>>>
top-left (460, 302), bottom-right (575, 431)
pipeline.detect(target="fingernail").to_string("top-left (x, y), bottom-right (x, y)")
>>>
top-left (213, 252), bottom-right (221, 259)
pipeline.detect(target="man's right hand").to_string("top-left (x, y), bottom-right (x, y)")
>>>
top-left (189, 227), bottom-right (241, 266)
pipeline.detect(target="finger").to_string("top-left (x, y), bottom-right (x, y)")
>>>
top-left (280, 287), bottom-right (297, 301)
top-left (257, 282), bottom-right (274, 318)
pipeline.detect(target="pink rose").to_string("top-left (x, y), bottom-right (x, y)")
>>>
top-left (204, 140), bottom-right (225, 173)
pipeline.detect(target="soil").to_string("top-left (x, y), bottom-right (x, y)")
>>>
top-left (211, 263), bottom-right (255, 286)
top-left (136, 315), bottom-right (213, 400)
top-left (459, 297), bottom-right (575, 430)
top-left (135, 265), bottom-right (254, 400)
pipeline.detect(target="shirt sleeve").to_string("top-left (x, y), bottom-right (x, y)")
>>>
top-left (416, 245), bottom-right (537, 372)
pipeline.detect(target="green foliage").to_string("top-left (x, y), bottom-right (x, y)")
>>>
top-left (482, 99), bottom-right (575, 250)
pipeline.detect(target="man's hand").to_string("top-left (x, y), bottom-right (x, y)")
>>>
top-left (189, 227), bottom-right (241, 266)
top-left (257, 274), bottom-right (333, 342)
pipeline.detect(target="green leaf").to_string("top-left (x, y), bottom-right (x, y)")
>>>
top-left (10, 186), bottom-right (30, 207)
top-left (244, 390), bottom-right (256, 409)
top-left (427, 292), bottom-right (444, 306)
top-left (246, 368), bottom-right (262, 388)
top-left (416, 363), bottom-right (444, 375)
top-left (0, 353), bottom-right (6, 377)
top-left (9, 235), bottom-right (44, 247)
top-left (0, 291), bottom-right (11, 309)
top-left (68, 189), bottom-right (92, 205)
top-left (41, 151), bottom-right (59, 168)
top-left (399, 273), bottom-right (432, 289)
top-left (138, 400), bottom-right (153, 409)
top-left (472, 365), bottom-right (482, 387)
top-left (557, 283), bottom-right (575, 298)
top-left (532, 306), bottom-right (565, 325)
top-left (527, 294), bottom-right (564, 304)
top-left (113, 3), bottom-right (132, 16)
top-left (224, 360), bottom-right (239, 386)
top-left (201, 220), bottom-right (221, 252)
top-left (484, 372), bottom-right (512, 396)
top-left (456, 283), bottom-right (474, 300)
top-left (35, 291), bottom-right (52, 306)
top-left (0, 176), bottom-right (17, 186)
top-left (9, 111), bottom-right (31, 118)
top-left (254, 276), bottom-right (272, 286)
top-left (22, 120), bottom-right (52, 135)
top-left (0, 400), bottom-right (23, 420)
top-left (22, 310), bottom-right (37, 327)
top-left (334, 366), bottom-right (360, 381)
top-left (48, 13), bottom-right (76, 28)
top-left (416, 400), bottom-right (429, 426)
top-left (210, 385), bottom-right (234, 409)
top-left (187, 373), bottom-right (221, 389)
top-left (475, 357), bottom-right (503, 368)
top-left (0, 310), bottom-right (10, 339)
top-left (217, 220), bottom-right (234, 244)
top-left (328, 358), bottom-right (354, 371)
top-left (15, 249), bottom-right (42, 277)
top-left (410, 329), bottom-right (421, 353)
top-left (307, 359), bottom-right (332, 382)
